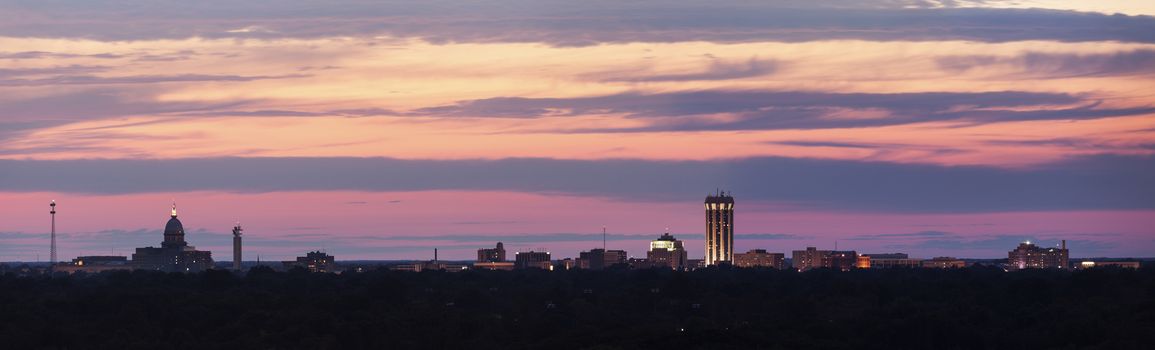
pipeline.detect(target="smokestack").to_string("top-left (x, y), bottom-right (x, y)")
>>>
top-left (434, 248), bottom-right (438, 262)
top-left (1062, 240), bottom-right (1066, 250)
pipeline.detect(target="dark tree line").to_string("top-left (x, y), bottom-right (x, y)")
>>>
top-left (1, 266), bottom-right (1153, 349)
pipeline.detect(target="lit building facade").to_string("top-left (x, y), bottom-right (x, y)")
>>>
top-left (131, 205), bottom-right (214, 272)
top-left (922, 257), bottom-right (966, 268)
top-left (647, 232), bottom-right (688, 270)
top-left (1008, 241), bottom-right (1069, 270)
top-left (477, 242), bottom-right (506, 262)
top-left (1078, 261), bottom-right (1140, 269)
top-left (55, 256), bottom-right (130, 274)
top-left (826, 251), bottom-right (859, 271)
top-left (704, 192), bottom-right (734, 266)
top-left (733, 249), bottom-right (786, 269)
top-left (865, 253), bottom-right (922, 268)
top-left (473, 262), bottom-right (516, 270)
top-left (514, 251), bottom-right (552, 269)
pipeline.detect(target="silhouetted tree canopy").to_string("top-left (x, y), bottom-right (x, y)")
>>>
top-left (1, 266), bottom-right (1152, 349)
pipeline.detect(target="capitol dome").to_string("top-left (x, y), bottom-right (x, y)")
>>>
top-left (161, 204), bottom-right (187, 248)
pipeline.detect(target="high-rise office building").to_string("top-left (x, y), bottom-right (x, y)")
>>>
top-left (1008, 241), bottom-right (1069, 270)
top-left (647, 232), bottom-right (688, 270)
top-left (704, 191), bottom-right (734, 266)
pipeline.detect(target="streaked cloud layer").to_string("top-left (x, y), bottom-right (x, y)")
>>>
top-left (0, 0), bottom-right (1152, 260)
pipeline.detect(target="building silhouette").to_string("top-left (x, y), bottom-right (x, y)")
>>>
top-left (1008, 241), bottom-right (1069, 270)
top-left (130, 204), bottom-right (214, 272)
top-left (577, 248), bottom-right (627, 270)
top-left (792, 247), bottom-right (828, 271)
top-left (283, 251), bottom-right (335, 272)
top-left (477, 242), bottom-right (506, 262)
top-left (514, 251), bottom-right (551, 269)
top-left (734, 249), bottom-right (786, 269)
top-left (704, 191), bottom-right (734, 266)
top-left (792, 247), bottom-right (859, 271)
top-left (647, 232), bottom-right (688, 270)
top-left (55, 256), bottom-right (129, 274)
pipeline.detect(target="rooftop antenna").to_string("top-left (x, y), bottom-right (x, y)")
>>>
top-left (602, 225), bottom-right (607, 251)
top-left (49, 200), bottom-right (56, 265)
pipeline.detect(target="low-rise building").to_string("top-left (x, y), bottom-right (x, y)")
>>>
top-left (792, 247), bottom-right (859, 271)
top-left (576, 249), bottom-right (627, 270)
top-left (733, 249), bottom-right (786, 269)
top-left (1078, 261), bottom-right (1141, 269)
top-left (514, 251), bottom-right (552, 269)
top-left (54, 256), bottom-right (130, 274)
top-left (865, 253), bottom-right (922, 269)
top-left (283, 251), bottom-right (335, 272)
top-left (473, 261), bottom-right (515, 270)
top-left (923, 257), bottom-right (966, 268)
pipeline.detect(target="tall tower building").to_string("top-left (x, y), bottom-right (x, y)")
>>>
top-left (704, 191), bottom-right (734, 266)
top-left (232, 223), bottom-right (243, 271)
top-left (50, 200), bottom-right (57, 265)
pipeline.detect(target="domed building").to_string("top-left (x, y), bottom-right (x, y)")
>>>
top-left (131, 204), bottom-right (214, 272)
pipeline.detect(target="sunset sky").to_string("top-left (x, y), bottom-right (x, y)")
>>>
top-left (1, 0), bottom-right (1153, 262)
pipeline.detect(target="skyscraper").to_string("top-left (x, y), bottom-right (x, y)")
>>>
top-left (705, 191), bottom-right (734, 266)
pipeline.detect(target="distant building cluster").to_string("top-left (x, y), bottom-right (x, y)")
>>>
top-left (1007, 241), bottom-right (1069, 270)
top-left (32, 194), bottom-right (1144, 275)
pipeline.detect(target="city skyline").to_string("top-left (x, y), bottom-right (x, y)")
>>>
top-left (1, 1), bottom-right (1154, 261)
top-left (0, 198), bottom-right (1137, 263)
